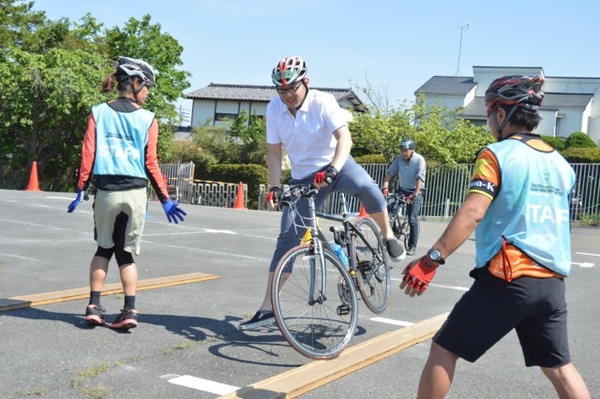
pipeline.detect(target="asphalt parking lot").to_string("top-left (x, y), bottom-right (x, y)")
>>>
top-left (1, 189), bottom-right (598, 398)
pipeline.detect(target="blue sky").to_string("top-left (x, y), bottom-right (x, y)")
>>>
top-left (32, 0), bottom-right (600, 114)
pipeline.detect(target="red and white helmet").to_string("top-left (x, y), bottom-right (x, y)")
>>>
top-left (271, 56), bottom-right (308, 87)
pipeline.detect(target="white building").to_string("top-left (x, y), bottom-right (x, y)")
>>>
top-left (416, 66), bottom-right (600, 144)
top-left (186, 83), bottom-right (365, 127)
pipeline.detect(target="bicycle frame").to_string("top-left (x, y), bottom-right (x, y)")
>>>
top-left (285, 186), bottom-right (377, 307)
top-left (273, 184), bottom-right (391, 359)
top-left (292, 188), bottom-right (384, 303)
top-left (316, 195), bottom-right (383, 281)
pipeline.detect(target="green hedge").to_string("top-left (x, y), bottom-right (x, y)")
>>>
top-left (541, 135), bottom-right (566, 151)
top-left (560, 147), bottom-right (600, 163)
top-left (565, 132), bottom-right (597, 149)
top-left (203, 163), bottom-right (268, 209)
top-left (353, 154), bottom-right (387, 164)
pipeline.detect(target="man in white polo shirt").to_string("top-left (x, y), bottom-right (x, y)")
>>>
top-left (239, 55), bottom-right (405, 330)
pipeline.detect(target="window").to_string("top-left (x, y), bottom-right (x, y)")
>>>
top-left (214, 112), bottom-right (238, 122)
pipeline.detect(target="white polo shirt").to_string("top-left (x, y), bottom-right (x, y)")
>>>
top-left (267, 89), bottom-right (349, 180)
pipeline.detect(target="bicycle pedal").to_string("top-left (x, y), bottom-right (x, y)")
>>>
top-left (336, 304), bottom-right (351, 316)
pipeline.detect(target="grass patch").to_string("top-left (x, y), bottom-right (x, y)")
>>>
top-left (71, 362), bottom-right (112, 388)
top-left (82, 383), bottom-right (111, 399)
top-left (575, 212), bottom-right (600, 227)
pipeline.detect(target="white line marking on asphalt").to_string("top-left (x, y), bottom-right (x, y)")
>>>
top-left (391, 278), bottom-right (469, 292)
top-left (576, 252), bottom-right (600, 257)
top-left (168, 375), bottom-right (239, 395)
top-left (572, 262), bottom-right (595, 268)
top-left (429, 283), bottom-right (469, 291)
top-left (145, 229), bottom-right (237, 236)
top-left (371, 317), bottom-right (414, 327)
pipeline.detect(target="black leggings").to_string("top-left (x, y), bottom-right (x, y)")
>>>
top-left (95, 246), bottom-right (134, 267)
top-left (94, 211), bottom-right (134, 266)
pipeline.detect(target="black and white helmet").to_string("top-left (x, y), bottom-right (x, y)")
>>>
top-left (116, 56), bottom-right (156, 87)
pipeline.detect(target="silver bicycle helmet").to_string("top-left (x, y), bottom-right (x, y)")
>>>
top-left (116, 56), bottom-right (156, 87)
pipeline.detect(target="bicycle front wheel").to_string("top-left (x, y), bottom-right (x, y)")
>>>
top-left (353, 217), bottom-right (391, 314)
top-left (272, 244), bottom-right (358, 360)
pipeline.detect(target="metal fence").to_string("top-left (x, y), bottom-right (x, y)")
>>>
top-left (157, 162), bottom-right (600, 222)
top-left (355, 163), bottom-right (600, 222)
top-left (151, 162), bottom-right (246, 208)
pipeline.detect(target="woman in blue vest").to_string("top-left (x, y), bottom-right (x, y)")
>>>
top-left (399, 75), bottom-right (590, 398)
top-left (68, 57), bottom-right (186, 330)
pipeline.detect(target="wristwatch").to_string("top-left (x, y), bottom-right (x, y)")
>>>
top-left (426, 248), bottom-right (445, 265)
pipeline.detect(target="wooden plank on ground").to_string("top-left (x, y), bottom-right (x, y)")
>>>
top-left (0, 272), bottom-right (219, 312)
top-left (218, 312), bottom-right (449, 399)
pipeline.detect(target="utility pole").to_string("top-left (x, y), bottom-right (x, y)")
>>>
top-left (455, 23), bottom-right (469, 76)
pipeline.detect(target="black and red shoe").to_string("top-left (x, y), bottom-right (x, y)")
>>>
top-left (85, 305), bottom-right (106, 326)
top-left (110, 309), bottom-right (138, 330)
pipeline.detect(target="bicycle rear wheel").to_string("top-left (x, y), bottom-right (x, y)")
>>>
top-left (353, 217), bottom-right (391, 314)
top-left (272, 244), bottom-right (358, 360)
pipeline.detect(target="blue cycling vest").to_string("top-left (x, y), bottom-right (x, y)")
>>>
top-left (92, 103), bottom-right (155, 179)
top-left (474, 138), bottom-right (575, 277)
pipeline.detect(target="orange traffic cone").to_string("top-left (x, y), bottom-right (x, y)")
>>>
top-left (358, 204), bottom-right (368, 218)
top-left (233, 181), bottom-right (246, 209)
top-left (26, 161), bottom-right (42, 192)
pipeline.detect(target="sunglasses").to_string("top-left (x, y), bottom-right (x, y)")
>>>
top-left (276, 82), bottom-right (303, 95)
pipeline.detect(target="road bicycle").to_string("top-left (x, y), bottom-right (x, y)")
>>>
top-left (271, 184), bottom-right (391, 360)
top-left (386, 192), bottom-right (411, 249)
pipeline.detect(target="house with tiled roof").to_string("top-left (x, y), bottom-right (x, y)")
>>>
top-left (416, 66), bottom-right (600, 144)
top-left (185, 83), bottom-right (365, 128)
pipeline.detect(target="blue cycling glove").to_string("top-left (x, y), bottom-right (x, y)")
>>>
top-left (162, 199), bottom-right (187, 224)
top-left (67, 189), bottom-right (85, 213)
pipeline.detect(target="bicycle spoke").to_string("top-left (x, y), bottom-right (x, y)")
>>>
top-left (352, 218), bottom-right (391, 314)
top-left (272, 245), bottom-right (358, 360)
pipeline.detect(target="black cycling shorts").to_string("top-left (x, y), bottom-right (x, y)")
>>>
top-left (433, 268), bottom-right (570, 368)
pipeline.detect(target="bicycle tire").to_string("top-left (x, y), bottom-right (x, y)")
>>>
top-left (400, 221), bottom-right (410, 249)
top-left (352, 217), bottom-right (391, 314)
top-left (272, 244), bottom-right (358, 360)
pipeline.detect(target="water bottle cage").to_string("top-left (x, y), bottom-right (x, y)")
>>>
top-left (330, 227), bottom-right (346, 246)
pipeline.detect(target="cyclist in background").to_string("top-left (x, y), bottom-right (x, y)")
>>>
top-left (239, 55), bottom-right (405, 330)
top-left (382, 138), bottom-right (426, 255)
top-left (400, 75), bottom-right (590, 398)
top-left (67, 56), bottom-right (186, 330)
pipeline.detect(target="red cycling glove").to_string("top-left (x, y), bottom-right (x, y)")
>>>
top-left (266, 187), bottom-right (282, 205)
top-left (401, 256), bottom-right (439, 294)
top-left (313, 165), bottom-right (338, 185)
top-left (382, 188), bottom-right (389, 197)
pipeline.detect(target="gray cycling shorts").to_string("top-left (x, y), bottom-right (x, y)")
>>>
top-left (93, 188), bottom-right (147, 255)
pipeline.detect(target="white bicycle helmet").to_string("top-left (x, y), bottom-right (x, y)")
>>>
top-left (271, 56), bottom-right (308, 87)
top-left (116, 56), bottom-right (156, 87)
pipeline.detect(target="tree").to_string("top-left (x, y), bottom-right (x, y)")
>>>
top-left (350, 91), bottom-right (494, 165)
top-left (0, 42), bottom-right (108, 190)
top-left (229, 110), bottom-right (267, 165)
top-left (0, 4), bottom-right (191, 190)
top-left (104, 15), bottom-right (190, 125)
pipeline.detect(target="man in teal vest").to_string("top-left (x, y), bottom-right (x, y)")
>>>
top-left (399, 75), bottom-right (590, 398)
